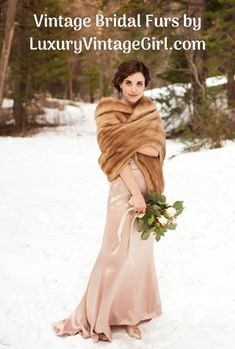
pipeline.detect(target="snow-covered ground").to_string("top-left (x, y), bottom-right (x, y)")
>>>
top-left (0, 116), bottom-right (235, 348)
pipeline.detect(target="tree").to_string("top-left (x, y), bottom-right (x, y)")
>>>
top-left (10, 0), bottom-right (70, 129)
top-left (0, 0), bottom-right (18, 109)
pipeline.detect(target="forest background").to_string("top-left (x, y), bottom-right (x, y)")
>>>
top-left (0, 0), bottom-right (234, 149)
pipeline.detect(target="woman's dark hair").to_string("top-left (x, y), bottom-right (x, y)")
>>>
top-left (111, 59), bottom-right (151, 93)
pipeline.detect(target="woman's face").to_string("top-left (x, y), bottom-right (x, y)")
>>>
top-left (119, 72), bottom-right (145, 106)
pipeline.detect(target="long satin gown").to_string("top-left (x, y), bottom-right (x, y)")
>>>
top-left (51, 157), bottom-right (162, 342)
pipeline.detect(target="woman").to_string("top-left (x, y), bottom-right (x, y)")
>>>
top-left (51, 59), bottom-right (166, 343)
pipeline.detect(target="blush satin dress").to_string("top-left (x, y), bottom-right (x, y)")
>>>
top-left (51, 157), bottom-right (162, 342)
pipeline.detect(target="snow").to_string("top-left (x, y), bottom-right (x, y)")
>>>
top-left (0, 105), bottom-right (235, 348)
top-left (1, 98), bottom-right (13, 108)
top-left (206, 75), bottom-right (227, 87)
top-left (144, 74), bottom-right (228, 101)
top-left (144, 75), bottom-right (230, 129)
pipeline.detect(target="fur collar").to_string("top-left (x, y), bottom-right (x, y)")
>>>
top-left (95, 95), bottom-right (157, 122)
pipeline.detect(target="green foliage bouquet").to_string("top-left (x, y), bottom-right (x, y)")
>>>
top-left (137, 191), bottom-right (184, 241)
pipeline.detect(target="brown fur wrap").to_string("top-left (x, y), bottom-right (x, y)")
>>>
top-left (95, 95), bottom-right (166, 195)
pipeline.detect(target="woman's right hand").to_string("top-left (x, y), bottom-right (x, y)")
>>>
top-left (129, 192), bottom-right (146, 214)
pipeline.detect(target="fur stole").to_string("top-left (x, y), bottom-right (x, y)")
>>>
top-left (95, 95), bottom-right (166, 195)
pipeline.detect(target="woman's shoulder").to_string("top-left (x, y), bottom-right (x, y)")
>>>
top-left (95, 96), bottom-right (130, 117)
top-left (95, 97), bottom-right (116, 118)
top-left (98, 96), bottom-right (117, 104)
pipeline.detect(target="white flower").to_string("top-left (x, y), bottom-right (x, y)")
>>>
top-left (165, 207), bottom-right (177, 218)
top-left (158, 215), bottom-right (168, 226)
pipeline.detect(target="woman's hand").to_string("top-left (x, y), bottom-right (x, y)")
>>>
top-left (130, 192), bottom-right (146, 214)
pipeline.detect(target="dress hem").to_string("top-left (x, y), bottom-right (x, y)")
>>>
top-left (51, 308), bottom-right (162, 342)
top-left (109, 308), bottom-right (163, 326)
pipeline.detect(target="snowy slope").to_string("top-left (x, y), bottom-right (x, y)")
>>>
top-left (0, 125), bottom-right (235, 348)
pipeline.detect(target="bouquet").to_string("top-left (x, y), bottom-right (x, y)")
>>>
top-left (136, 191), bottom-right (184, 241)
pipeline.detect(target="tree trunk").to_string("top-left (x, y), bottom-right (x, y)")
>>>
top-left (13, 23), bottom-right (26, 129)
top-left (98, 69), bottom-right (104, 99)
top-left (0, 0), bottom-right (18, 109)
top-left (68, 62), bottom-right (74, 100)
top-left (13, 81), bottom-right (25, 129)
top-left (90, 91), bottom-right (94, 103)
top-left (187, 0), bottom-right (206, 116)
top-left (227, 65), bottom-right (235, 109)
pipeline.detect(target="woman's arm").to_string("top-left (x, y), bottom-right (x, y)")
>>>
top-left (119, 147), bottom-right (158, 197)
top-left (137, 146), bottom-right (159, 157)
top-left (119, 164), bottom-right (146, 213)
top-left (119, 164), bottom-right (141, 195)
